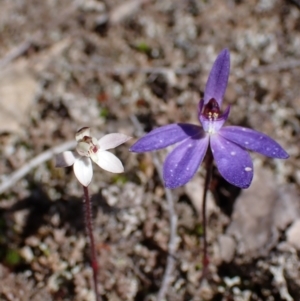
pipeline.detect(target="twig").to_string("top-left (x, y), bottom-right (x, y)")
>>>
top-left (0, 140), bottom-right (76, 195)
top-left (0, 39), bottom-right (33, 69)
top-left (153, 155), bottom-right (177, 301)
top-left (68, 64), bottom-right (199, 76)
top-left (130, 115), bottom-right (178, 301)
top-left (246, 59), bottom-right (300, 74)
top-left (110, 0), bottom-right (153, 25)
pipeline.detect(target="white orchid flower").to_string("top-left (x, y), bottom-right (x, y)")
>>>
top-left (56, 127), bottom-right (131, 187)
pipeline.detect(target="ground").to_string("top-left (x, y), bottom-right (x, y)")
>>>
top-left (0, 0), bottom-right (300, 300)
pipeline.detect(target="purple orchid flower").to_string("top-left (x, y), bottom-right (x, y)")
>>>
top-left (130, 49), bottom-right (289, 189)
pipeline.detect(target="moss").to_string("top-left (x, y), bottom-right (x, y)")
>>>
top-left (5, 249), bottom-right (21, 266)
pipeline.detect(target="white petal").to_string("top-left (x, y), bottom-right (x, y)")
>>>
top-left (76, 127), bottom-right (91, 141)
top-left (73, 157), bottom-right (93, 187)
top-left (98, 133), bottom-right (131, 150)
top-left (55, 151), bottom-right (77, 167)
top-left (92, 150), bottom-right (124, 173)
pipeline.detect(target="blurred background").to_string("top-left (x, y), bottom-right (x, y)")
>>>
top-left (0, 0), bottom-right (299, 300)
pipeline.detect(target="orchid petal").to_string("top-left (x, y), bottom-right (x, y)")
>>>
top-left (73, 157), bottom-right (93, 187)
top-left (76, 127), bottom-right (91, 141)
top-left (219, 105), bottom-right (231, 121)
top-left (198, 99), bottom-right (204, 117)
top-left (211, 134), bottom-right (253, 188)
top-left (55, 151), bottom-right (77, 167)
top-left (219, 126), bottom-right (289, 159)
top-left (163, 133), bottom-right (209, 188)
top-left (204, 49), bottom-right (230, 106)
top-left (98, 133), bottom-right (131, 150)
top-left (92, 150), bottom-right (124, 173)
top-left (130, 123), bottom-right (202, 153)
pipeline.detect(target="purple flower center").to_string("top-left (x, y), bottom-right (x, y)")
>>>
top-left (199, 98), bottom-right (226, 134)
top-left (202, 98), bottom-right (220, 120)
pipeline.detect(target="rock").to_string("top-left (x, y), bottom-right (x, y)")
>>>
top-left (185, 176), bottom-right (217, 217)
top-left (272, 184), bottom-right (300, 231)
top-left (217, 234), bottom-right (236, 263)
top-left (286, 219), bottom-right (300, 250)
top-left (0, 61), bottom-right (38, 134)
top-left (226, 162), bottom-right (299, 260)
top-left (227, 165), bottom-right (278, 258)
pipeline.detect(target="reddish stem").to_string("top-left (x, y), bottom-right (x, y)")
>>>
top-left (83, 186), bottom-right (101, 301)
top-left (200, 151), bottom-right (213, 281)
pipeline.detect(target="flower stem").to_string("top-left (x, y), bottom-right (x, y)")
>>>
top-left (83, 185), bottom-right (101, 301)
top-left (201, 151), bottom-right (213, 280)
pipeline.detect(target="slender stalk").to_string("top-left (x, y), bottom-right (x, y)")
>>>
top-left (201, 152), bottom-right (213, 280)
top-left (83, 186), bottom-right (101, 301)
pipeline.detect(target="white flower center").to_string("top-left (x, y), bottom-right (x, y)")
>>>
top-left (76, 136), bottom-right (99, 157)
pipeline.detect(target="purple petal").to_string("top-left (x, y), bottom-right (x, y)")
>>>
top-left (163, 134), bottom-right (209, 188)
top-left (204, 49), bottom-right (230, 106)
top-left (198, 99), bottom-right (204, 117)
top-left (211, 134), bottom-right (253, 188)
top-left (130, 123), bottom-right (202, 152)
top-left (219, 126), bottom-right (289, 159)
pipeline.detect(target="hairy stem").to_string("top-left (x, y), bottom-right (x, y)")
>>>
top-left (83, 186), bottom-right (101, 301)
top-left (201, 152), bottom-right (213, 280)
